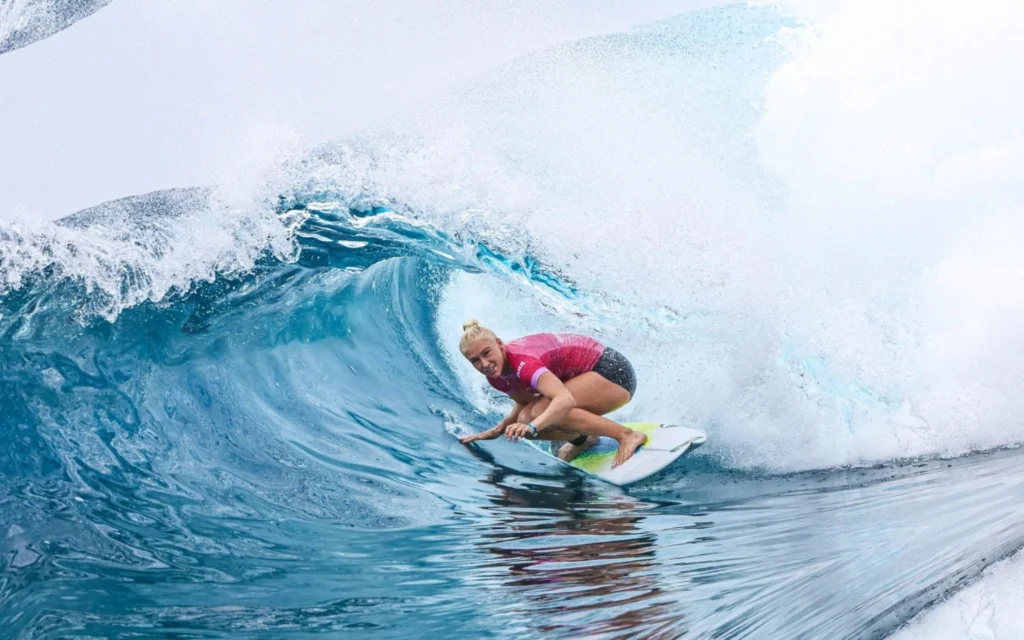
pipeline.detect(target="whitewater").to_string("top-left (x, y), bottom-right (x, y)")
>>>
top-left (2, 1), bottom-right (1024, 638)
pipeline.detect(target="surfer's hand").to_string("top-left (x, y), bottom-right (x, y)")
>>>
top-left (460, 424), bottom-right (506, 444)
top-left (505, 422), bottom-right (536, 443)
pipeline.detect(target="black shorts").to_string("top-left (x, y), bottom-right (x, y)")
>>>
top-left (592, 347), bottom-right (637, 397)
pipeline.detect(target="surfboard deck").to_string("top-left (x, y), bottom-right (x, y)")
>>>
top-left (531, 422), bottom-right (707, 486)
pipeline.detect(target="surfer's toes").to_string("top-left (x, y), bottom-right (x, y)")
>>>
top-left (556, 436), bottom-right (599, 462)
top-left (612, 431), bottom-right (648, 468)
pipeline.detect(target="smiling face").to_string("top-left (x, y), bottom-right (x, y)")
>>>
top-left (462, 336), bottom-right (506, 378)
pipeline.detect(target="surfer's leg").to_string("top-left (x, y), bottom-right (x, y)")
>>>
top-left (527, 373), bottom-right (646, 467)
top-left (552, 435), bottom-right (600, 462)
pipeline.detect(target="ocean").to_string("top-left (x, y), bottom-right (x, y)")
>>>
top-left (3, 1), bottom-right (1024, 638)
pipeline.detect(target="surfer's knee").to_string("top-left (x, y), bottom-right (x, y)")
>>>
top-left (528, 398), bottom-right (551, 419)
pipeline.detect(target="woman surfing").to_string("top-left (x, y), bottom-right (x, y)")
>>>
top-left (457, 320), bottom-right (647, 468)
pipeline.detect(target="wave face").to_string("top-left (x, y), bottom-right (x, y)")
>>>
top-left (0, 0), bottom-right (111, 54)
top-left (4, 3), bottom-right (1024, 638)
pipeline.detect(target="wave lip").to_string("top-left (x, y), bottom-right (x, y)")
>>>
top-left (0, 187), bottom-right (302, 321)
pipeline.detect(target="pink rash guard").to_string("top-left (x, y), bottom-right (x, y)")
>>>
top-left (487, 333), bottom-right (605, 396)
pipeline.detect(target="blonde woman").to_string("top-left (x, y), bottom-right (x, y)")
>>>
top-left (458, 320), bottom-right (647, 467)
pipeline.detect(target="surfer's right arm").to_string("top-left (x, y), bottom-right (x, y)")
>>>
top-left (459, 401), bottom-right (527, 444)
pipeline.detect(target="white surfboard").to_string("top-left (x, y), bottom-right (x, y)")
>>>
top-left (531, 422), bottom-right (707, 486)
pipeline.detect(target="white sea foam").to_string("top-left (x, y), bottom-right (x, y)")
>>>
top-left (890, 548), bottom-right (1024, 640)
top-left (429, 1), bottom-right (1024, 471)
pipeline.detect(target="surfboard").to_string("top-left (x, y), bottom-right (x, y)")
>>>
top-left (531, 422), bottom-right (707, 486)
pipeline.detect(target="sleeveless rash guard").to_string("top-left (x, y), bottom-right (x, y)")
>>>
top-left (488, 333), bottom-right (605, 396)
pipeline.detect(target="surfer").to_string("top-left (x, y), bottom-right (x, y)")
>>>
top-left (457, 320), bottom-right (647, 467)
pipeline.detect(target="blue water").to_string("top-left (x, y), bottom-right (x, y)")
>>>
top-left (4, 3), bottom-right (1024, 639)
top-left (2, 189), bottom-right (1024, 639)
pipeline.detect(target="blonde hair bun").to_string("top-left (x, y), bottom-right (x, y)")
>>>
top-left (459, 319), bottom-right (498, 352)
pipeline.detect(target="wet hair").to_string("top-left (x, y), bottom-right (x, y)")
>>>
top-left (459, 319), bottom-right (498, 353)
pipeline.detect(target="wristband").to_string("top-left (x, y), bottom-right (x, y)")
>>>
top-left (527, 422), bottom-right (539, 438)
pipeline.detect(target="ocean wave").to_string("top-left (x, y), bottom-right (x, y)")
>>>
top-left (5, 2), bottom-right (1024, 636)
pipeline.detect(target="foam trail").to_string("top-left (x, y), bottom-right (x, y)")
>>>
top-left (890, 548), bottom-right (1024, 640)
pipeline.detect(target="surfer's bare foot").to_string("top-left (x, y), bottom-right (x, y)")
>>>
top-left (556, 436), bottom-right (599, 462)
top-left (612, 431), bottom-right (647, 468)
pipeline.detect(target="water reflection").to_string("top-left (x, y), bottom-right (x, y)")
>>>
top-left (477, 468), bottom-right (689, 639)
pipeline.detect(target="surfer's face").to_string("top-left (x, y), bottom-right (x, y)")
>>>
top-left (462, 337), bottom-right (504, 377)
